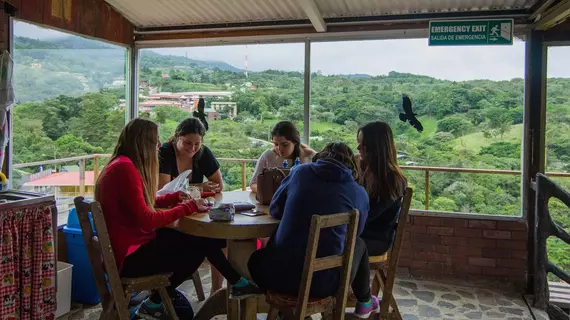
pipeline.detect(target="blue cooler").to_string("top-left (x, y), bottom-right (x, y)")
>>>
top-left (63, 208), bottom-right (101, 305)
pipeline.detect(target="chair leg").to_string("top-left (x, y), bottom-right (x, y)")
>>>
top-left (157, 287), bottom-right (178, 320)
top-left (282, 309), bottom-right (295, 320)
top-left (267, 306), bottom-right (280, 320)
top-left (192, 271), bottom-right (206, 301)
top-left (377, 269), bottom-right (402, 320)
top-left (322, 307), bottom-right (334, 320)
top-left (372, 269), bottom-right (382, 297)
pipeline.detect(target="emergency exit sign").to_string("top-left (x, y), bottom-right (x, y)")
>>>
top-left (429, 19), bottom-right (514, 46)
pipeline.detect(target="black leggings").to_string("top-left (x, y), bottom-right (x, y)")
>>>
top-left (121, 228), bottom-right (242, 301)
top-left (363, 238), bottom-right (391, 257)
top-left (248, 237), bottom-right (371, 302)
top-left (350, 237), bottom-right (372, 302)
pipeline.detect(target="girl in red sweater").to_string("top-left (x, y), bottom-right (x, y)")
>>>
top-left (96, 118), bottom-right (260, 320)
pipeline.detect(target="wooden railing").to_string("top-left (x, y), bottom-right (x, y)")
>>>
top-left (533, 173), bottom-right (570, 319)
top-left (14, 154), bottom-right (570, 215)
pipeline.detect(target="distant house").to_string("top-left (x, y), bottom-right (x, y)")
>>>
top-left (22, 171), bottom-right (95, 198)
top-left (211, 101), bottom-right (237, 118)
top-left (30, 62), bottom-right (42, 69)
top-left (162, 73), bottom-right (169, 79)
top-left (138, 100), bottom-right (182, 112)
top-left (204, 108), bottom-right (220, 120)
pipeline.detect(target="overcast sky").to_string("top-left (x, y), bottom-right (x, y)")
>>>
top-left (14, 21), bottom-right (570, 81)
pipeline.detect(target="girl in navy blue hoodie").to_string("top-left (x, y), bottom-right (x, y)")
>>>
top-left (248, 142), bottom-right (379, 318)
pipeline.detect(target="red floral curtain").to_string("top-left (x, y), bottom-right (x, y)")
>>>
top-left (1, 204), bottom-right (56, 320)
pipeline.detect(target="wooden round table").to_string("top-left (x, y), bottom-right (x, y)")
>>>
top-left (171, 191), bottom-right (279, 320)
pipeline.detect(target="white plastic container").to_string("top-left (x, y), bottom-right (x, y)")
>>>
top-left (55, 261), bottom-right (73, 318)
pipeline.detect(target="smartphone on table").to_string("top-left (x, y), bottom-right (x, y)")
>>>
top-left (239, 209), bottom-right (265, 217)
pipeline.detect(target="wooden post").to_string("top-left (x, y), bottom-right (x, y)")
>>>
top-left (241, 161), bottom-right (247, 191)
top-left (93, 156), bottom-right (100, 182)
top-left (523, 30), bottom-right (547, 295)
top-left (425, 170), bottom-right (430, 210)
top-left (79, 159), bottom-right (86, 196)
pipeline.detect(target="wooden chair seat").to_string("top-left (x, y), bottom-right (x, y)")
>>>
top-left (344, 188), bottom-right (413, 320)
top-left (267, 291), bottom-right (333, 308)
top-left (369, 253), bottom-right (388, 265)
top-left (121, 274), bottom-right (172, 293)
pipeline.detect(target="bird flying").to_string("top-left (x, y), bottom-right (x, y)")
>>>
top-left (398, 94), bottom-right (423, 133)
top-left (193, 98), bottom-right (209, 131)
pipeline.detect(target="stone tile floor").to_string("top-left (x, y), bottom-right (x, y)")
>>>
top-left (60, 265), bottom-right (549, 320)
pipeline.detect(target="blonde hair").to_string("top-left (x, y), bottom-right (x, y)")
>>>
top-left (96, 118), bottom-right (160, 209)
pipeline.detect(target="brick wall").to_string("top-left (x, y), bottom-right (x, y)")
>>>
top-left (399, 215), bottom-right (528, 287)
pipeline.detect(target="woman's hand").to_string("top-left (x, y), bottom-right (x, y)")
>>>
top-left (178, 191), bottom-right (191, 203)
top-left (194, 198), bottom-right (213, 212)
top-left (199, 181), bottom-right (222, 193)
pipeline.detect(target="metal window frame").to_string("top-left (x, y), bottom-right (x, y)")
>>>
top-left (126, 47), bottom-right (140, 121)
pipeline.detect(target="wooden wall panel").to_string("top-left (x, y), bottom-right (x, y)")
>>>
top-left (19, 0), bottom-right (43, 24)
top-left (78, 0), bottom-right (97, 37)
top-left (15, 0), bottom-right (134, 46)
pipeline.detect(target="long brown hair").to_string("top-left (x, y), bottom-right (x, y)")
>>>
top-left (358, 121), bottom-right (406, 201)
top-left (96, 118), bottom-right (160, 209)
top-left (271, 120), bottom-right (314, 160)
top-left (312, 142), bottom-right (359, 180)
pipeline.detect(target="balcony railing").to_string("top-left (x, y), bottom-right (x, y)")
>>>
top-left (13, 154), bottom-right (570, 217)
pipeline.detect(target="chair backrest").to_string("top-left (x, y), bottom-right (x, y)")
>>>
top-left (379, 187), bottom-right (413, 313)
top-left (73, 197), bottom-right (130, 320)
top-left (297, 210), bottom-right (359, 320)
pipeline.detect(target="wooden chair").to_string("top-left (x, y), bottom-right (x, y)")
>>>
top-left (367, 187), bottom-right (413, 320)
top-left (193, 271), bottom-right (206, 301)
top-left (73, 197), bottom-right (178, 320)
top-left (266, 210), bottom-right (360, 320)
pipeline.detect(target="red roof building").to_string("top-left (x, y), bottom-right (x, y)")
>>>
top-left (24, 171), bottom-right (95, 187)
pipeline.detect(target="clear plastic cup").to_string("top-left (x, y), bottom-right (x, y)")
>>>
top-left (188, 186), bottom-right (202, 200)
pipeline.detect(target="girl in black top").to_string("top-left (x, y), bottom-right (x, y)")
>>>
top-left (158, 117), bottom-right (223, 192)
top-left (158, 118), bottom-right (262, 296)
top-left (357, 121), bottom-right (408, 256)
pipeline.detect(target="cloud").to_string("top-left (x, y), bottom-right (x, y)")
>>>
top-left (14, 20), bottom-right (570, 81)
top-left (150, 39), bottom-right (570, 81)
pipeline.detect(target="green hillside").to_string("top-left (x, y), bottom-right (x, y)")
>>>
top-left (454, 124), bottom-right (523, 152)
top-left (13, 36), bottom-right (241, 102)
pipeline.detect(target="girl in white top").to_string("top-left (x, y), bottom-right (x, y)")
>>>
top-left (250, 121), bottom-right (316, 193)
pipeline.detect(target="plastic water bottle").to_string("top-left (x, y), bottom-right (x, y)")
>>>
top-left (282, 159), bottom-right (288, 168)
top-left (294, 157), bottom-right (301, 167)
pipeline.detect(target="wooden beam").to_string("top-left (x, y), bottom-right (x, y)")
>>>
top-left (523, 30), bottom-right (547, 295)
top-left (296, 0), bottom-right (326, 32)
top-left (543, 18), bottom-right (570, 43)
top-left (535, 0), bottom-right (570, 30)
top-left (136, 22), bottom-right (428, 43)
top-left (530, 0), bottom-right (557, 21)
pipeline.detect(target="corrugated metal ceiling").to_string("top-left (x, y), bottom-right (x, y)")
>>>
top-left (105, 0), bottom-right (538, 28)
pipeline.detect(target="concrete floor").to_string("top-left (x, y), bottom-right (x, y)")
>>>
top-left (59, 265), bottom-right (548, 320)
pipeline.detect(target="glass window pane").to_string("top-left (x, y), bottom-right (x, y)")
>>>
top-left (311, 39), bottom-right (525, 216)
top-left (140, 43), bottom-right (304, 191)
top-left (12, 21), bottom-right (127, 223)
